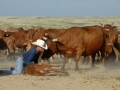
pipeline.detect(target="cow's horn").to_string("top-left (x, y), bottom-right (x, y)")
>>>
top-left (112, 22), bottom-right (114, 25)
top-left (42, 36), bottom-right (48, 40)
top-left (32, 26), bottom-right (35, 28)
top-left (99, 22), bottom-right (103, 26)
top-left (52, 39), bottom-right (58, 42)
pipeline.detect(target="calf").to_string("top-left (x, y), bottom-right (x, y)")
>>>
top-left (25, 63), bottom-right (69, 76)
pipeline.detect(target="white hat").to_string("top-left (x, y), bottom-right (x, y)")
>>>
top-left (32, 39), bottom-right (48, 50)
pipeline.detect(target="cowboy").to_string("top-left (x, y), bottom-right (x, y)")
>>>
top-left (0, 39), bottom-right (48, 75)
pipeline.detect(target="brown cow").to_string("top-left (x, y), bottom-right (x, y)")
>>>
top-left (42, 26), bottom-right (107, 70)
top-left (4, 29), bottom-right (31, 53)
top-left (25, 63), bottom-right (69, 76)
top-left (0, 30), bottom-right (15, 58)
top-left (101, 24), bottom-right (120, 62)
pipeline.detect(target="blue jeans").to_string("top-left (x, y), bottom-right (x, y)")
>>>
top-left (3, 57), bottom-right (25, 74)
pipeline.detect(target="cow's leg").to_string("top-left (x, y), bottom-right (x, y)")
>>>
top-left (45, 71), bottom-right (69, 76)
top-left (75, 47), bottom-right (85, 71)
top-left (8, 47), bottom-right (15, 59)
top-left (6, 49), bottom-right (9, 56)
top-left (113, 46), bottom-right (120, 62)
top-left (61, 57), bottom-right (68, 70)
top-left (82, 56), bottom-right (92, 65)
top-left (57, 53), bottom-right (63, 61)
top-left (52, 68), bottom-right (68, 74)
top-left (81, 56), bottom-right (85, 64)
top-left (91, 54), bottom-right (96, 68)
top-left (6, 49), bottom-right (10, 59)
top-left (50, 64), bottom-right (61, 67)
top-left (44, 67), bottom-right (69, 76)
top-left (88, 55), bottom-right (92, 64)
top-left (46, 68), bottom-right (64, 73)
top-left (95, 51), bottom-right (101, 64)
top-left (100, 49), bottom-right (106, 66)
top-left (74, 58), bottom-right (80, 71)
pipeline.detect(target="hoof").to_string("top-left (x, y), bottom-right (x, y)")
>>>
top-left (10, 67), bottom-right (15, 70)
top-left (75, 68), bottom-right (80, 71)
top-left (60, 67), bottom-right (65, 71)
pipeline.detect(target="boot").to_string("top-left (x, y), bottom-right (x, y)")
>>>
top-left (0, 70), bottom-right (3, 74)
top-left (10, 67), bottom-right (15, 70)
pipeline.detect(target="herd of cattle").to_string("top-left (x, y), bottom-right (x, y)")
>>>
top-left (0, 23), bottom-right (120, 72)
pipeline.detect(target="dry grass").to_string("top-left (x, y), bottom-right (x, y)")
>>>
top-left (0, 16), bottom-right (120, 29)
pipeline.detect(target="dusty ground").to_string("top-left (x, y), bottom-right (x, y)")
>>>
top-left (1, 55), bottom-right (120, 90)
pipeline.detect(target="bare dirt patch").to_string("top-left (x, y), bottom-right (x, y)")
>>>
top-left (1, 55), bottom-right (120, 90)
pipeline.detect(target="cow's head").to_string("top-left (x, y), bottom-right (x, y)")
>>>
top-left (41, 37), bottom-right (58, 60)
top-left (41, 36), bottom-right (63, 60)
top-left (27, 29), bottom-right (36, 42)
top-left (100, 22), bottom-right (118, 31)
top-left (32, 28), bottom-right (46, 42)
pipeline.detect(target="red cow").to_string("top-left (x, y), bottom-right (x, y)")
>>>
top-left (0, 30), bottom-right (15, 59)
top-left (4, 29), bottom-right (31, 53)
top-left (100, 24), bottom-right (120, 62)
top-left (42, 26), bottom-right (107, 70)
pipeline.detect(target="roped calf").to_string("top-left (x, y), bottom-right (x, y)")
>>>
top-left (25, 63), bottom-right (69, 76)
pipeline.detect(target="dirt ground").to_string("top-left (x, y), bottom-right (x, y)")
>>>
top-left (0, 55), bottom-right (120, 90)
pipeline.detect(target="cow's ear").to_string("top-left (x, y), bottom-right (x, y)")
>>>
top-left (99, 22), bottom-right (103, 26)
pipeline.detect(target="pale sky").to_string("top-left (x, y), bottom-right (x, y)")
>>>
top-left (0, 0), bottom-right (120, 16)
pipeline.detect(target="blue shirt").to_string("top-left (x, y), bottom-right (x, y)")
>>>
top-left (22, 48), bottom-right (40, 65)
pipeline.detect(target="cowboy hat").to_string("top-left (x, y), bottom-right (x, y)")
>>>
top-left (32, 39), bottom-right (48, 50)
